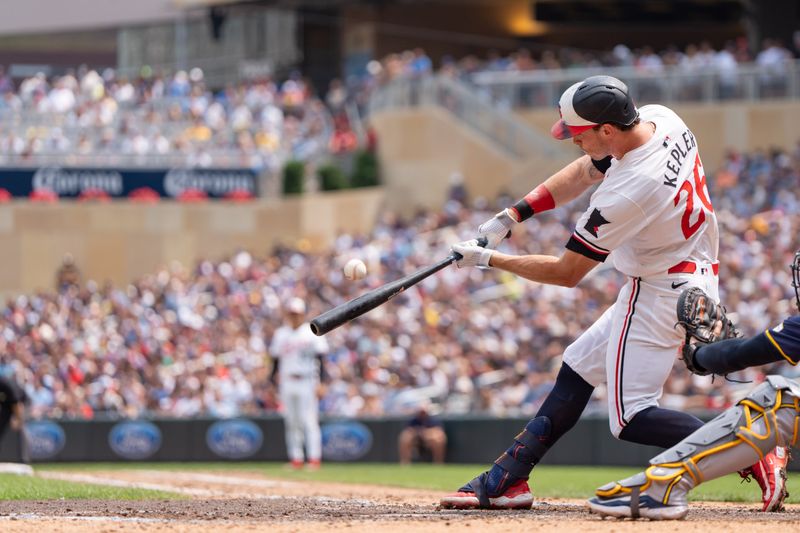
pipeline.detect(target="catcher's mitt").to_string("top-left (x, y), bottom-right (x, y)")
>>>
top-left (676, 287), bottom-right (741, 376)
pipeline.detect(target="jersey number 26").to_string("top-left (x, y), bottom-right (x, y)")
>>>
top-left (673, 154), bottom-right (714, 240)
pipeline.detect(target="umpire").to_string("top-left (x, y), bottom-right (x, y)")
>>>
top-left (0, 374), bottom-right (29, 464)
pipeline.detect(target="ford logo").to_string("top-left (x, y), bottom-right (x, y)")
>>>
top-left (206, 420), bottom-right (263, 459)
top-left (108, 421), bottom-right (162, 460)
top-left (25, 421), bottom-right (66, 460)
top-left (321, 422), bottom-right (373, 461)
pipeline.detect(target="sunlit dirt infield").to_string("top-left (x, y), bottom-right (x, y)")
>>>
top-left (1, 469), bottom-right (799, 532)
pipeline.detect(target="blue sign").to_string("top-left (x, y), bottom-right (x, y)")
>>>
top-left (206, 420), bottom-right (264, 459)
top-left (321, 422), bottom-right (373, 461)
top-left (108, 421), bottom-right (162, 460)
top-left (25, 421), bottom-right (66, 460)
top-left (0, 167), bottom-right (258, 198)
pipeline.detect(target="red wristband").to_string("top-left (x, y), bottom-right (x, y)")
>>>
top-left (526, 184), bottom-right (555, 213)
top-left (510, 184), bottom-right (555, 221)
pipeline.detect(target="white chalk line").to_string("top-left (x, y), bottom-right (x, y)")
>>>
top-left (39, 471), bottom-right (220, 497)
top-left (0, 514), bottom-right (172, 524)
top-left (38, 470), bottom-right (377, 505)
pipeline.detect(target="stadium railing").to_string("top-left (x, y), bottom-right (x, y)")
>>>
top-left (368, 75), bottom-right (564, 160)
top-left (470, 60), bottom-right (800, 108)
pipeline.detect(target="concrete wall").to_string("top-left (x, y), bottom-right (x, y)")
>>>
top-left (0, 188), bottom-right (384, 295)
top-left (370, 107), bottom-right (574, 213)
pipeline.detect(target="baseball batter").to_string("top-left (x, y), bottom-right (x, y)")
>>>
top-left (440, 75), bottom-right (784, 511)
top-left (270, 297), bottom-right (328, 469)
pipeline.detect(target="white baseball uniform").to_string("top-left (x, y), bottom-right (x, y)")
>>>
top-left (270, 323), bottom-right (328, 462)
top-left (562, 104), bottom-right (719, 437)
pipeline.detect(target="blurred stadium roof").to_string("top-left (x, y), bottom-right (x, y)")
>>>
top-left (0, 0), bottom-right (796, 89)
top-left (0, 0), bottom-right (183, 35)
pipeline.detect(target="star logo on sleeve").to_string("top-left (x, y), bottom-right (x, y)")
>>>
top-left (584, 208), bottom-right (610, 237)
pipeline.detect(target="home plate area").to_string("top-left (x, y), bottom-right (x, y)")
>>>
top-left (0, 470), bottom-right (798, 532)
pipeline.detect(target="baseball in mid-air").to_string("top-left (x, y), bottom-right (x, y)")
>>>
top-left (343, 258), bottom-right (367, 281)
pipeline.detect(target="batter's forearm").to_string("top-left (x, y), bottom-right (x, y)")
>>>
top-left (317, 354), bottom-right (326, 382)
top-left (489, 253), bottom-right (577, 287)
top-left (10, 403), bottom-right (23, 430)
top-left (509, 157), bottom-right (600, 222)
top-left (541, 156), bottom-right (605, 206)
top-left (270, 358), bottom-right (280, 384)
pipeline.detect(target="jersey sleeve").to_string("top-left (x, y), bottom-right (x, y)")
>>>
top-left (0, 377), bottom-right (20, 404)
top-left (0, 377), bottom-right (12, 403)
top-left (269, 330), bottom-right (283, 358)
top-left (765, 315), bottom-right (800, 365)
top-left (314, 334), bottom-right (329, 355)
top-left (566, 191), bottom-right (649, 262)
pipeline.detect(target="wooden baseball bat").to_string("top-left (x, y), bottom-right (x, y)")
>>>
top-left (309, 237), bottom-right (488, 336)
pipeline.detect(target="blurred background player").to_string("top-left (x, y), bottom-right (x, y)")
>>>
top-left (270, 297), bottom-right (329, 470)
top-left (0, 373), bottom-right (29, 465)
top-left (397, 402), bottom-right (447, 465)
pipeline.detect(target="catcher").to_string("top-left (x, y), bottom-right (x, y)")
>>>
top-left (588, 250), bottom-right (800, 518)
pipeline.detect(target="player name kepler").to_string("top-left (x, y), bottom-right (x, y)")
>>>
top-left (662, 128), bottom-right (697, 188)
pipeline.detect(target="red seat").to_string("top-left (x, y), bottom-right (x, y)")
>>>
top-left (128, 187), bottom-right (160, 203)
top-left (29, 188), bottom-right (59, 203)
top-left (224, 189), bottom-right (254, 202)
top-left (78, 188), bottom-right (111, 202)
top-left (177, 188), bottom-right (209, 202)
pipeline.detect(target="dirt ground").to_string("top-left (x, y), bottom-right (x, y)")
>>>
top-left (1, 469), bottom-right (799, 532)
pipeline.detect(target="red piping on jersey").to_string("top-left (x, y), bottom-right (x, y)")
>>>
top-left (571, 232), bottom-right (610, 256)
top-left (614, 277), bottom-right (639, 429)
top-left (667, 261), bottom-right (720, 276)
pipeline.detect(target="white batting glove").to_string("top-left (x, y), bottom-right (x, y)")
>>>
top-left (452, 239), bottom-right (494, 268)
top-left (478, 208), bottom-right (518, 249)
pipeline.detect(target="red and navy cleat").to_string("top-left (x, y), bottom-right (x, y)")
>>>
top-left (740, 446), bottom-right (790, 512)
top-left (439, 473), bottom-right (533, 510)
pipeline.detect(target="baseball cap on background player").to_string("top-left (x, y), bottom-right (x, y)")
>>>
top-left (286, 297), bottom-right (306, 315)
top-left (550, 75), bottom-right (639, 140)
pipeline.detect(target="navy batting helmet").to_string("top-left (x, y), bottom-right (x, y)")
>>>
top-left (551, 75), bottom-right (639, 140)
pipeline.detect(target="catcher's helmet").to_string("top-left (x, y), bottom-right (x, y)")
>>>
top-left (551, 75), bottom-right (639, 140)
top-left (792, 250), bottom-right (800, 312)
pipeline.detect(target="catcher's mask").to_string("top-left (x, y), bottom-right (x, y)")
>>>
top-left (792, 250), bottom-right (800, 312)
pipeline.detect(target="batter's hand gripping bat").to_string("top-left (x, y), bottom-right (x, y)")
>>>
top-left (310, 237), bottom-right (488, 336)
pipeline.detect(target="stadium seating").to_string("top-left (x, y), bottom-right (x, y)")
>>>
top-left (0, 143), bottom-right (797, 420)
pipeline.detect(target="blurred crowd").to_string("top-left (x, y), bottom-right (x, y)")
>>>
top-left (329, 37), bottom-right (800, 114)
top-left (0, 35), bottom-right (795, 171)
top-left (1, 142), bottom-right (799, 421)
top-left (0, 65), bottom-right (348, 170)
top-left (368, 37), bottom-right (798, 82)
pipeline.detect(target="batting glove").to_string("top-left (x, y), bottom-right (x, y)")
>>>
top-left (452, 239), bottom-right (494, 268)
top-left (478, 208), bottom-right (518, 249)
